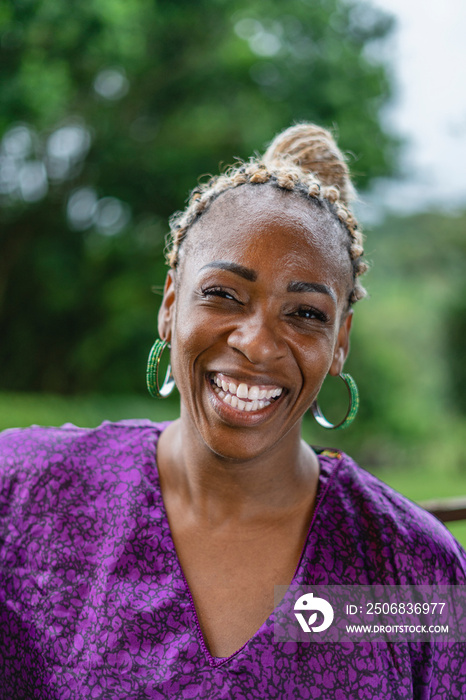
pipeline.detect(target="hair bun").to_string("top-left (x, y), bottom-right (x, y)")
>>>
top-left (262, 123), bottom-right (355, 205)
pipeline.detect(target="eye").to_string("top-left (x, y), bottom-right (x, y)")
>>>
top-left (290, 306), bottom-right (329, 323)
top-left (201, 286), bottom-right (240, 302)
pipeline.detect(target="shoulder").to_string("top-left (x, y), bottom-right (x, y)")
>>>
top-left (0, 419), bottom-right (171, 526)
top-left (318, 449), bottom-right (466, 584)
top-left (0, 418), bottom-right (169, 446)
top-left (0, 419), bottom-right (170, 479)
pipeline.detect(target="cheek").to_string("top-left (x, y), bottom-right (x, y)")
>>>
top-left (295, 333), bottom-right (338, 386)
top-left (170, 305), bottom-right (210, 383)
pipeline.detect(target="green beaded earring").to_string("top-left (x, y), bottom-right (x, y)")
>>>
top-left (146, 339), bottom-right (176, 398)
top-left (311, 372), bottom-right (359, 430)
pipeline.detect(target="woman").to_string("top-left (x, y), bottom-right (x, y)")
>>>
top-left (1, 124), bottom-right (465, 698)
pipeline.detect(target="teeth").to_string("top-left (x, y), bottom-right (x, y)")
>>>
top-left (237, 383), bottom-right (249, 399)
top-left (265, 387), bottom-right (282, 400)
top-left (248, 386), bottom-right (260, 400)
top-left (211, 374), bottom-right (283, 413)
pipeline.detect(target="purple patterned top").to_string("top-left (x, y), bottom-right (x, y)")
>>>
top-left (1, 420), bottom-right (465, 699)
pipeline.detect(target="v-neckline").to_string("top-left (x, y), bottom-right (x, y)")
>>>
top-left (152, 422), bottom-right (342, 667)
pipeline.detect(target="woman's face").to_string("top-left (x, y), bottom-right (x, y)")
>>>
top-left (159, 184), bottom-right (354, 461)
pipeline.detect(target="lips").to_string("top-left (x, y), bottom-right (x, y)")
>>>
top-left (208, 372), bottom-right (283, 413)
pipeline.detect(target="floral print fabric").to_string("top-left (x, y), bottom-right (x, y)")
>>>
top-left (0, 420), bottom-right (465, 699)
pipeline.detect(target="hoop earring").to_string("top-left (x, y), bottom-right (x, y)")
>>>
top-left (311, 373), bottom-right (359, 430)
top-left (146, 339), bottom-right (176, 398)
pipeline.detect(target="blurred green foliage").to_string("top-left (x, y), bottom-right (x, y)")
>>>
top-left (0, 0), bottom-right (396, 394)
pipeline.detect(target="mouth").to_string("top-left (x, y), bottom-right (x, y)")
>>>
top-left (208, 372), bottom-right (284, 414)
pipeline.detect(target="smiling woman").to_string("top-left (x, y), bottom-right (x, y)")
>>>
top-left (1, 124), bottom-right (466, 699)
top-left (161, 184), bottom-right (353, 463)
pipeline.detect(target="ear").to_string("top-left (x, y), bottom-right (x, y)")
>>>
top-left (329, 309), bottom-right (353, 376)
top-left (157, 269), bottom-right (176, 342)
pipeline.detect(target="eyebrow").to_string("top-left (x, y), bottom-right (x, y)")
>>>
top-left (199, 260), bottom-right (335, 301)
top-left (199, 261), bottom-right (257, 281)
top-left (287, 280), bottom-right (336, 302)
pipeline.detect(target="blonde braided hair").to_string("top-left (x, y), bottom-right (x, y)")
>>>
top-left (166, 123), bottom-right (368, 305)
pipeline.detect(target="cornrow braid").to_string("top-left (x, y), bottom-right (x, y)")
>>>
top-left (166, 123), bottom-right (368, 305)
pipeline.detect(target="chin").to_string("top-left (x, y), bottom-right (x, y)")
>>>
top-left (205, 436), bottom-right (274, 464)
top-left (197, 417), bottom-right (301, 466)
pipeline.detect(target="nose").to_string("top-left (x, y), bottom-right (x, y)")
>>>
top-left (227, 311), bottom-right (287, 365)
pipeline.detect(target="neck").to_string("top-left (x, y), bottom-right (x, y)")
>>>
top-left (156, 415), bottom-right (320, 526)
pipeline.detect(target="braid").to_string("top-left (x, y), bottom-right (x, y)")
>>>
top-left (166, 123), bottom-right (368, 305)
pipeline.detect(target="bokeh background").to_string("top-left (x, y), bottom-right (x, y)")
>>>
top-left (1, 0), bottom-right (465, 541)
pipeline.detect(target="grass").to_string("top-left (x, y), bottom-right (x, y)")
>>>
top-left (0, 390), bottom-right (180, 429)
top-left (2, 390), bottom-right (465, 547)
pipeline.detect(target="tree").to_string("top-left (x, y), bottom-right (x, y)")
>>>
top-left (0, 0), bottom-right (396, 393)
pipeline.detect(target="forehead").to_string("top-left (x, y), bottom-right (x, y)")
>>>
top-left (180, 184), bottom-right (352, 290)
